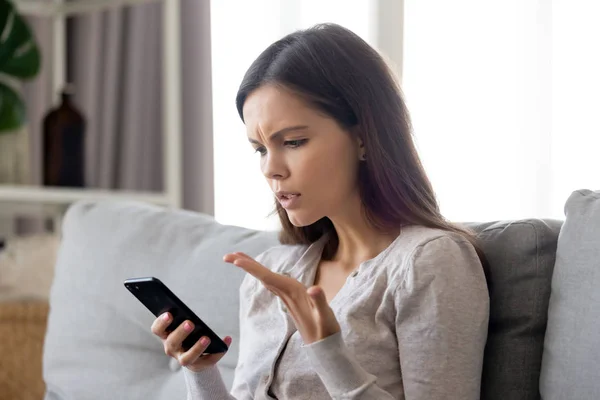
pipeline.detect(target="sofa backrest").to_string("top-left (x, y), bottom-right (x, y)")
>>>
top-left (467, 220), bottom-right (562, 400)
top-left (44, 199), bottom-right (571, 400)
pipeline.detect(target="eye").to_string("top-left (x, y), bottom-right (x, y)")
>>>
top-left (284, 139), bottom-right (308, 148)
top-left (254, 146), bottom-right (267, 156)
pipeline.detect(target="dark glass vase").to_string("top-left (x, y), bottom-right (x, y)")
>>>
top-left (42, 86), bottom-right (86, 187)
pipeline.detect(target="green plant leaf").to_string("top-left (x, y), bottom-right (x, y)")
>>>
top-left (0, 81), bottom-right (25, 133)
top-left (0, 0), bottom-right (41, 78)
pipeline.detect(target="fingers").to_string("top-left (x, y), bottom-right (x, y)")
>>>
top-left (222, 252), bottom-right (243, 263)
top-left (163, 320), bottom-right (195, 357)
top-left (223, 252), bottom-right (256, 266)
top-left (223, 252), bottom-right (263, 274)
top-left (178, 334), bottom-right (212, 366)
top-left (223, 252), bottom-right (251, 262)
top-left (152, 312), bottom-right (235, 372)
top-left (224, 253), bottom-right (314, 318)
top-left (179, 336), bottom-right (234, 369)
top-left (151, 312), bottom-right (172, 340)
top-left (234, 257), bottom-right (272, 282)
top-left (224, 253), bottom-right (284, 287)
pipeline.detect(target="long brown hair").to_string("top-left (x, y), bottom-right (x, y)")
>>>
top-left (235, 23), bottom-right (489, 277)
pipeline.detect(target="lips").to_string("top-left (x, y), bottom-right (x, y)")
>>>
top-left (276, 191), bottom-right (301, 200)
top-left (275, 191), bottom-right (301, 209)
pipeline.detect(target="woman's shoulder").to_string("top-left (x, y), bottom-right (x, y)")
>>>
top-left (395, 225), bottom-right (474, 254)
top-left (382, 225), bottom-right (480, 278)
top-left (388, 225), bottom-right (483, 282)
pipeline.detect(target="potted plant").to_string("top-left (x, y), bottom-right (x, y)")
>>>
top-left (0, 0), bottom-right (41, 183)
top-left (0, 0), bottom-right (41, 133)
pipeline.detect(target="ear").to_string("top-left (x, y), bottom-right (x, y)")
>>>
top-left (356, 136), bottom-right (366, 161)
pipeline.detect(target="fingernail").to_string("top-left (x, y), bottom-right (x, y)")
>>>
top-left (200, 337), bottom-right (210, 346)
top-left (162, 313), bottom-right (170, 321)
top-left (184, 322), bottom-right (193, 332)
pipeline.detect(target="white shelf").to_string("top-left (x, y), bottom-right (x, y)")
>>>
top-left (0, 185), bottom-right (170, 205)
top-left (3, 0), bottom-right (183, 223)
top-left (15, 0), bottom-right (164, 17)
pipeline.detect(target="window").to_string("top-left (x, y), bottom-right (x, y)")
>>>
top-left (212, 1), bottom-right (598, 229)
top-left (211, 0), bottom-right (374, 230)
top-left (403, 0), bottom-right (599, 221)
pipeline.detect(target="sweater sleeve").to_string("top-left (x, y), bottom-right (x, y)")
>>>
top-left (395, 236), bottom-right (489, 399)
top-left (183, 366), bottom-right (236, 400)
top-left (303, 332), bottom-right (397, 399)
top-left (303, 235), bottom-right (489, 399)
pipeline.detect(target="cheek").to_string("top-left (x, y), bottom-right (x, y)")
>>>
top-left (301, 141), bottom-right (354, 177)
top-left (299, 144), bottom-right (359, 204)
top-left (315, 145), bottom-right (358, 188)
top-left (284, 146), bottom-right (358, 227)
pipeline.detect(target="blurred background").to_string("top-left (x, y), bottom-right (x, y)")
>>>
top-left (0, 1), bottom-right (599, 397)
top-left (0, 0), bottom-right (599, 236)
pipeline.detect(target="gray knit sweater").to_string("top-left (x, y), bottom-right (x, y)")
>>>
top-left (183, 225), bottom-right (490, 399)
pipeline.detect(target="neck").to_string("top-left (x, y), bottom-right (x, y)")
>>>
top-left (327, 193), bottom-right (400, 271)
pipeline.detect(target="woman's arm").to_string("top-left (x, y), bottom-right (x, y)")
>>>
top-left (395, 236), bottom-right (489, 399)
top-left (183, 366), bottom-right (237, 400)
top-left (303, 332), bottom-right (398, 399)
top-left (303, 235), bottom-right (489, 399)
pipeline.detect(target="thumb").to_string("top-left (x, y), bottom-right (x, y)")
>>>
top-left (307, 286), bottom-right (330, 313)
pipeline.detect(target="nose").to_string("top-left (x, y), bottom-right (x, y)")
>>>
top-left (261, 151), bottom-right (288, 180)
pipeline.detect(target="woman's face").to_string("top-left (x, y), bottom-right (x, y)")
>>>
top-left (243, 84), bottom-right (363, 227)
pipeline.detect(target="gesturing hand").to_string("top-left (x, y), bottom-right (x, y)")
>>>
top-left (223, 252), bottom-right (341, 345)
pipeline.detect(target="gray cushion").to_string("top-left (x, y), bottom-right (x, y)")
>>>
top-left (466, 219), bottom-right (563, 400)
top-left (540, 190), bottom-right (600, 399)
top-left (43, 200), bottom-right (278, 400)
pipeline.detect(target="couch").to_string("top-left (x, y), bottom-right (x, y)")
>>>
top-left (41, 190), bottom-right (600, 399)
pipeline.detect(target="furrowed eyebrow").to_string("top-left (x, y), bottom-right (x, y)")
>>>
top-left (248, 125), bottom-right (308, 145)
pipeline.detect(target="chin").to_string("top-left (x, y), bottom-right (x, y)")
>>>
top-left (286, 209), bottom-right (322, 227)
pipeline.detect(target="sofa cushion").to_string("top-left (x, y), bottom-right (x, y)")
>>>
top-left (466, 219), bottom-right (562, 400)
top-left (42, 200), bottom-right (278, 400)
top-left (540, 189), bottom-right (600, 399)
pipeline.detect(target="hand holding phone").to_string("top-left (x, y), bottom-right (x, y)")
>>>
top-left (124, 277), bottom-right (232, 372)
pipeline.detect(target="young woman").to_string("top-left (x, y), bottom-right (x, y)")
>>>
top-left (151, 23), bottom-right (490, 399)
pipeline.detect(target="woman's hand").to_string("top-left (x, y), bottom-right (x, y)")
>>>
top-left (151, 313), bottom-right (233, 373)
top-left (223, 252), bottom-right (341, 345)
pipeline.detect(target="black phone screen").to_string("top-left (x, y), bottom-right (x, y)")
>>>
top-left (124, 277), bottom-right (228, 354)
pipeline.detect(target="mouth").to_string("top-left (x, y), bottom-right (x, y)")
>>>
top-left (276, 192), bottom-right (301, 200)
top-left (275, 192), bottom-right (302, 209)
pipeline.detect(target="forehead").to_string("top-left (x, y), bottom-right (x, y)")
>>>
top-left (242, 85), bottom-right (317, 132)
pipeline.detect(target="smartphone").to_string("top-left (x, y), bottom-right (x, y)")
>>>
top-left (124, 276), bottom-right (228, 354)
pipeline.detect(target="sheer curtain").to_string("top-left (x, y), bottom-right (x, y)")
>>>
top-left (67, 0), bottom-right (213, 213)
top-left (212, 0), bottom-right (599, 230)
top-left (403, 0), bottom-right (600, 221)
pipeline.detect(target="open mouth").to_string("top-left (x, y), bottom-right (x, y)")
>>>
top-left (276, 192), bottom-right (302, 208)
top-left (277, 193), bottom-right (300, 200)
